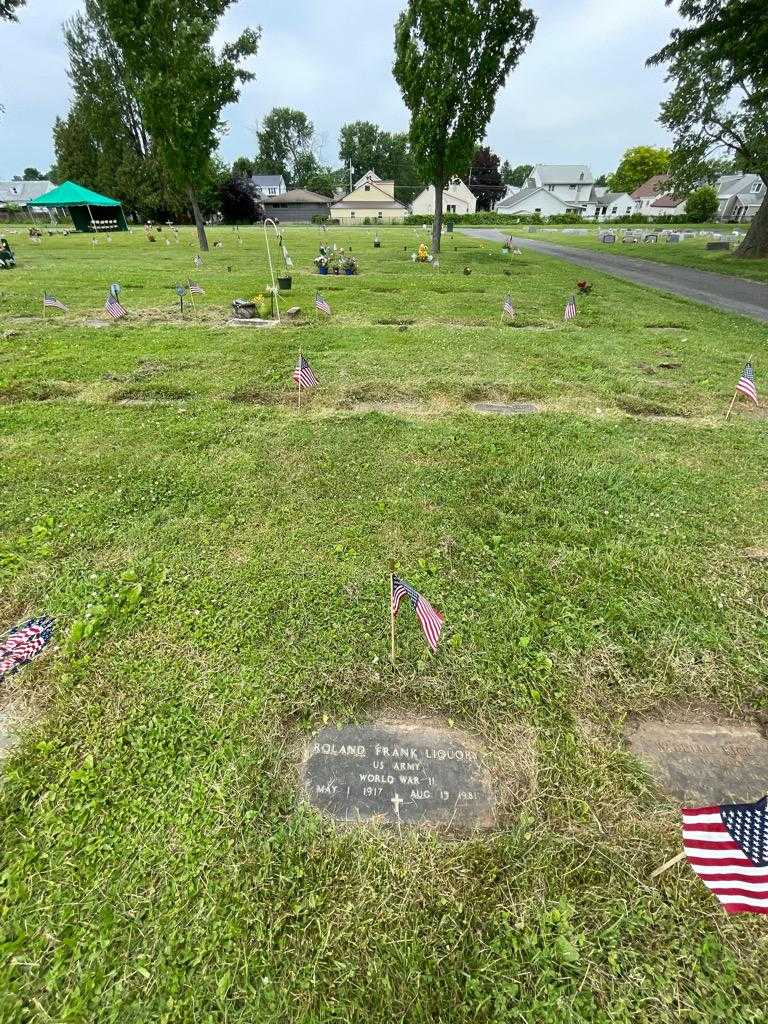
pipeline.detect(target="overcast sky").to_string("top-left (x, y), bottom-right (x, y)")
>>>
top-left (0, 0), bottom-right (680, 182)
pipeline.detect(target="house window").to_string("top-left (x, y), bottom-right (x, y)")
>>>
top-left (364, 184), bottom-right (371, 191)
top-left (548, 184), bottom-right (555, 191)
top-left (350, 211), bottom-right (355, 218)
top-left (268, 187), bottom-right (277, 195)
top-left (569, 184), bottom-right (576, 189)
top-left (377, 212), bottom-right (383, 218)
top-left (534, 207), bottom-right (541, 213)
top-left (447, 204), bottom-right (456, 213)
top-left (611, 206), bottom-right (617, 214)
top-left (750, 180), bottom-right (763, 193)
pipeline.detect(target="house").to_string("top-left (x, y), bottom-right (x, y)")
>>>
top-left (249, 175), bottom-right (287, 199)
top-left (716, 173), bottom-right (765, 222)
top-left (411, 177), bottom-right (477, 216)
top-left (330, 169), bottom-right (407, 224)
top-left (496, 164), bottom-right (595, 217)
top-left (588, 191), bottom-right (636, 220)
top-left (262, 188), bottom-right (330, 223)
top-left (631, 174), bottom-right (672, 216)
top-left (0, 179), bottom-right (56, 210)
top-left (648, 193), bottom-right (688, 218)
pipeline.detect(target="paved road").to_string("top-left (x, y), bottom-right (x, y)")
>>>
top-left (459, 228), bottom-right (768, 323)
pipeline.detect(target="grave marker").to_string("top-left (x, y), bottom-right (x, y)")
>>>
top-left (300, 720), bottom-right (496, 830)
top-left (472, 402), bottom-right (538, 415)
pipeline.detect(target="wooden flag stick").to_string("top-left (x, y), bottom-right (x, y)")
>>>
top-left (187, 280), bottom-right (196, 316)
top-left (42, 293), bottom-right (46, 321)
top-left (297, 348), bottom-right (302, 413)
top-left (389, 559), bottom-right (396, 665)
top-left (725, 391), bottom-right (738, 421)
top-left (650, 850), bottom-right (685, 880)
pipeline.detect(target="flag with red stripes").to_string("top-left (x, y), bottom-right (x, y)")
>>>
top-left (735, 361), bottom-right (758, 404)
top-left (391, 575), bottom-right (444, 652)
top-left (0, 616), bottom-right (55, 682)
top-left (683, 796), bottom-right (768, 914)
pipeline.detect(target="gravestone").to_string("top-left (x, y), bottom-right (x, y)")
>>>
top-left (300, 720), bottom-right (496, 829)
top-left (644, 233), bottom-right (658, 243)
top-left (599, 232), bottom-right (616, 244)
top-left (666, 233), bottom-right (680, 243)
top-left (625, 719), bottom-right (768, 804)
top-left (706, 241), bottom-right (730, 251)
top-left (472, 401), bottom-right (538, 416)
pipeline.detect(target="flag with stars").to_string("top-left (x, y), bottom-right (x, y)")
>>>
top-left (564, 295), bottom-right (577, 321)
top-left (188, 281), bottom-right (204, 295)
top-left (0, 616), bottom-right (55, 682)
top-left (391, 575), bottom-right (444, 652)
top-left (683, 796), bottom-right (768, 914)
top-left (194, 254), bottom-right (202, 269)
top-left (105, 293), bottom-right (127, 319)
top-left (44, 293), bottom-right (68, 311)
top-left (292, 355), bottom-right (318, 389)
top-left (315, 292), bottom-right (331, 316)
top-left (735, 362), bottom-right (758, 404)
top-left (502, 295), bottom-right (515, 319)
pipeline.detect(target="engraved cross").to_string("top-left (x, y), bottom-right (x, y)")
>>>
top-left (391, 793), bottom-right (403, 816)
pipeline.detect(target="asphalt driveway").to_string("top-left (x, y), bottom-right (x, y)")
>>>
top-left (459, 228), bottom-right (768, 323)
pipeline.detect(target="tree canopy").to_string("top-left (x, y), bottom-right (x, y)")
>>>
top-left (393, 0), bottom-right (536, 251)
top-left (338, 121), bottom-right (418, 202)
top-left (685, 185), bottom-right (719, 222)
top-left (92, 0), bottom-right (259, 250)
top-left (0, 0), bottom-right (24, 20)
top-left (501, 162), bottom-right (532, 187)
top-left (606, 146), bottom-right (670, 194)
top-left (469, 146), bottom-right (503, 210)
top-left (255, 107), bottom-right (315, 184)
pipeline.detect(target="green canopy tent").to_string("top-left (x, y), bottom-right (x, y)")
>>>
top-left (28, 181), bottom-right (128, 232)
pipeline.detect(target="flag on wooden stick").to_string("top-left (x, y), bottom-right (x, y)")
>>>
top-left (188, 281), bottom-right (204, 295)
top-left (683, 796), bottom-right (768, 914)
top-left (292, 354), bottom-right (318, 389)
top-left (391, 575), bottom-right (444, 653)
top-left (0, 616), bottom-right (54, 682)
top-left (736, 362), bottom-right (758, 404)
top-left (105, 293), bottom-right (127, 319)
top-left (315, 292), bottom-right (331, 316)
top-left (502, 295), bottom-right (515, 319)
top-left (564, 295), bottom-right (577, 321)
top-left (43, 293), bottom-right (68, 311)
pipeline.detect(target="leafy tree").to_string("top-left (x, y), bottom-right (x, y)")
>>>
top-left (0, 0), bottom-right (24, 20)
top-left (393, 0), bottom-right (536, 251)
top-left (685, 185), bottom-right (719, 222)
top-left (502, 162), bottom-right (532, 187)
top-left (649, 1), bottom-right (768, 257)
top-left (469, 146), bottom-right (503, 210)
top-left (255, 107), bottom-right (315, 185)
top-left (232, 156), bottom-right (257, 177)
top-left (22, 167), bottom-right (46, 180)
top-left (218, 172), bottom-right (257, 223)
top-left (649, 11), bottom-right (768, 257)
top-left (291, 152), bottom-right (344, 197)
top-left (594, 173), bottom-right (608, 187)
top-left (95, 0), bottom-right (260, 251)
top-left (606, 146), bottom-right (670, 194)
top-left (338, 121), bottom-right (418, 201)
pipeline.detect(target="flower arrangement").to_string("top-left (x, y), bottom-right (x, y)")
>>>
top-left (341, 254), bottom-right (358, 275)
top-left (576, 280), bottom-right (592, 294)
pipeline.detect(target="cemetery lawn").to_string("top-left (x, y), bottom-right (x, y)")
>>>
top-left (503, 223), bottom-right (768, 283)
top-left (3, 224), bottom-right (768, 1023)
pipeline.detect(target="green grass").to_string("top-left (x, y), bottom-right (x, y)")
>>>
top-left (1, 225), bottom-right (768, 1022)
top-left (500, 223), bottom-right (768, 282)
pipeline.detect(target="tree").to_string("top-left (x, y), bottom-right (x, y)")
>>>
top-left (218, 172), bottom-right (257, 223)
top-left (393, 0), bottom-right (536, 252)
top-left (594, 173), bottom-right (608, 187)
top-left (255, 107), bottom-right (315, 185)
top-left (232, 156), bottom-right (257, 177)
top-left (606, 146), bottom-right (670, 194)
top-left (685, 185), bottom-right (719, 221)
top-left (0, 0), bottom-right (24, 20)
top-left (337, 122), bottom-right (418, 201)
top-left (469, 146), bottom-right (503, 210)
top-left (291, 152), bottom-right (344, 197)
top-left (95, 0), bottom-right (260, 251)
top-left (502, 162), bottom-right (532, 187)
top-left (22, 167), bottom-right (46, 180)
top-left (649, 11), bottom-right (768, 257)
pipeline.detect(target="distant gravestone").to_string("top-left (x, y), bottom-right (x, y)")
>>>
top-left (599, 232), bottom-right (616, 244)
top-left (644, 233), bottom-right (658, 243)
top-left (472, 402), bottom-right (538, 416)
top-left (707, 241), bottom-right (730, 251)
top-left (666, 233), bottom-right (680, 243)
top-left (625, 719), bottom-right (768, 804)
top-left (300, 720), bottom-right (496, 830)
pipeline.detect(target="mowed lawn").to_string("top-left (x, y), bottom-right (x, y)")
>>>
top-left (2, 224), bottom-right (768, 1023)
top-left (502, 222), bottom-right (768, 283)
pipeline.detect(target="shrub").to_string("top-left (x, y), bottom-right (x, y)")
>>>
top-left (685, 186), bottom-right (719, 223)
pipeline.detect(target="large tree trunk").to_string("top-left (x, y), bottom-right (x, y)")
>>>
top-left (188, 185), bottom-right (209, 252)
top-left (734, 178), bottom-right (768, 258)
top-left (432, 181), bottom-right (443, 254)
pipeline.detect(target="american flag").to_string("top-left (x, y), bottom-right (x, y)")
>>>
top-left (44, 293), bottom-right (68, 311)
top-left (735, 362), bottom-right (758, 404)
top-left (315, 292), bottom-right (331, 316)
top-left (188, 281), bottom-right (204, 295)
top-left (503, 295), bottom-right (515, 318)
top-left (194, 254), bottom-right (202, 268)
top-left (0, 616), bottom-right (55, 682)
top-left (292, 355), bottom-right (318, 388)
top-left (683, 796), bottom-right (768, 914)
top-left (564, 295), bottom-right (577, 321)
top-left (391, 575), bottom-right (444, 652)
top-left (105, 293), bottom-right (127, 319)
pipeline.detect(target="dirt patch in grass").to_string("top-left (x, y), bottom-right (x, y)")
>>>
top-left (228, 386), bottom-right (285, 406)
top-left (644, 323), bottom-right (689, 331)
top-left (503, 321), bottom-right (559, 331)
top-left (111, 384), bottom-right (193, 403)
top-left (616, 393), bottom-right (689, 418)
top-left (0, 380), bottom-right (80, 403)
top-left (370, 287), bottom-right (401, 294)
top-left (376, 317), bottom-right (416, 326)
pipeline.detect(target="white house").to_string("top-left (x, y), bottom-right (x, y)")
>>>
top-left (716, 173), bottom-right (765, 222)
top-left (631, 174), bottom-right (672, 215)
top-left (0, 179), bottom-right (56, 209)
top-left (249, 175), bottom-right (287, 199)
top-left (586, 191), bottom-right (636, 220)
top-left (647, 193), bottom-right (688, 218)
top-left (411, 177), bottom-right (476, 216)
top-left (494, 165), bottom-right (634, 220)
top-left (330, 169), bottom-right (407, 224)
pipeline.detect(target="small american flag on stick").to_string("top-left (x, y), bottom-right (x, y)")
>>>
top-left (293, 354), bottom-right (318, 389)
top-left (564, 295), bottom-right (577, 321)
top-left (188, 281), bottom-right (204, 295)
top-left (502, 295), bottom-right (515, 319)
top-left (391, 575), bottom-right (444, 653)
top-left (315, 292), bottom-right (331, 316)
top-left (43, 293), bottom-right (68, 311)
top-left (105, 293), bottom-right (127, 319)
top-left (736, 361), bottom-right (758, 404)
top-left (683, 796), bottom-right (768, 914)
top-left (0, 616), bottom-right (55, 682)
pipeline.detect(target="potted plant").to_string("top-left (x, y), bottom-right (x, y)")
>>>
top-left (342, 255), bottom-right (358, 276)
top-left (373, 235), bottom-right (381, 248)
top-left (314, 254), bottom-right (330, 275)
top-left (278, 273), bottom-right (292, 290)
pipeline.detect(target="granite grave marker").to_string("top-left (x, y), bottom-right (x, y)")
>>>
top-left (301, 720), bottom-right (496, 829)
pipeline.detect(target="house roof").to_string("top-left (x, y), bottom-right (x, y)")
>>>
top-left (631, 174), bottom-right (671, 199)
top-left (263, 188), bottom-right (330, 204)
top-left (28, 181), bottom-right (121, 207)
top-left (249, 175), bottom-right (285, 188)
top-left (496, 185), bottom-right (569, 210)
top-left (534, 164), bottom-right (593, 185)
top-left (354, 169), bottom-right (382, 189)
top-left (649, 193), bottom-right (687, 208)
top-left (330, 200), bottom-right (406, 210)
top-left (717, 173), bottom-right (763, 198)
top-left (593, 191), bottom-right (633, 206)
top-left (0, 179), bottom-right (56, 205)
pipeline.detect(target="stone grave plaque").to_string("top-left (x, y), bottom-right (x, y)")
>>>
top-left (626, 720), bottom-right (768, 804)
top-left (706, 241), bottom-right (730, 251)
top-left (472, 401), bottom-right (538, 416)
top-left (300, 720), bottom-right (496, 829)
